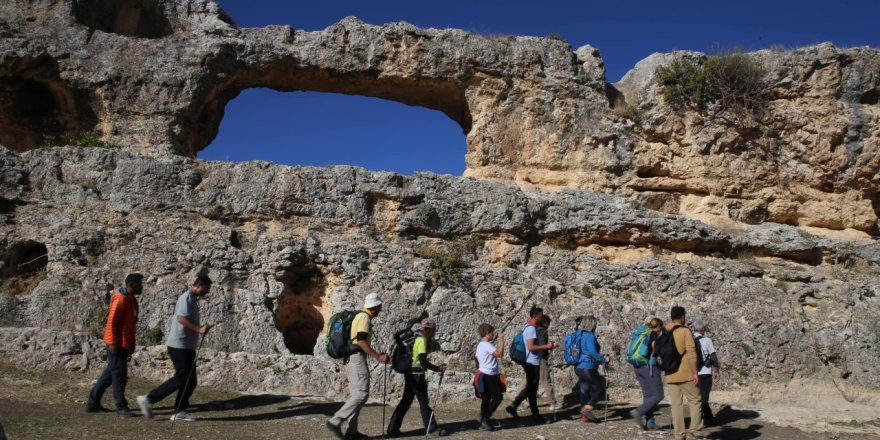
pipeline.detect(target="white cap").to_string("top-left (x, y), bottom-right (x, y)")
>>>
top-left (363, 293), bottom-right (382, 309)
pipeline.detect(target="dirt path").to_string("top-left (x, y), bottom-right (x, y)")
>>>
top-left (0, 362), bottom-right (871, 440)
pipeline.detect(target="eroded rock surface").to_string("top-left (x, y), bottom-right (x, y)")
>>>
top-left (1, 147), bottom-right (878, 402)
top-left (1, 0), bottom-right (877, 232)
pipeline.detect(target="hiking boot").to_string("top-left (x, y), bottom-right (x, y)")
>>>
top-left (325, 421), bottom-right (344, 440)
top-left (170, 411), bottom-right (197, 422)
top-left (115, 407), bottom-right (135, 417)
top-left (630, 409), bottom-right (646, 430)
top-left (136, 395), bottom-right (153, 419)
top-left (505, 405), bottom-right (519, 419)
top-left (85, 402), bottom-right (110, 413)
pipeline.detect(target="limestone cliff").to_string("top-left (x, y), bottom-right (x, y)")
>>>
top-left (1, 147), bottom-right (878, 400)
top-left (1, 0), bottom-right (877, 233)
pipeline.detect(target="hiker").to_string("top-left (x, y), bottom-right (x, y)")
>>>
top-left (325, 293), bottom-right (390, 440)
top-left (387, 318), bottom-right (448, 437)
top-left (136, 275), bottom-right (213, 422)
top-left (475, 323), bottom-right (504, 431)
top-left (516, 315), bottom-right (552, 399)
top-left (693, 319), bottom-right (721, 425)
top-left (506, 306), bottom-right (557, 424)
top-left (628, 316), bottom-right (664, 430)
top-left (86, 273), bottom-right (143, 417)
top-left (663, 306), bottom-right (703, 440)
top-left (573, 315), bottom-right (609, 423)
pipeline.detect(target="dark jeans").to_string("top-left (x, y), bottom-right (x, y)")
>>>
top-left (511, 363), bottom-right (540, 416)
top-left (698, 374), bottom-right (714, 422)
top-left (633, 365), bottom-right (664, 419)
top-left (575, 367), bottom-right (605, 407)
top-left (88, 347), bottom-right (130, 410)
top-left (480, 374), bottom-right (504, 419)
top-left (147, 347), bottom-right (197, 412)
top-left (388, 373), bottom-right (435, 432)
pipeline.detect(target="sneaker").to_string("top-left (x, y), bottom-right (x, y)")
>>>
top-left (479, 417), bottom-right (494, 431)
top-left (136, 395), bottom-right (154, 419)
top-left (505, 405), bottom-right (519, 419)
top-left (630, 409), bottom-right (646, 429)
top-left (116, 408), bottom-right (135, 417)
top-left (170, 411), bottom-right (197, 422)
top-left (325, 421), bottom-right (344, 440)
top-left (645, 418), bottom-right (660, 430)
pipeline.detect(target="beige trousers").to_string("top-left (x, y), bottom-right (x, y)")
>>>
top-left (329, 353), bottom-right (371, 435)
top-left (667, 380), bottom-right (704, 440)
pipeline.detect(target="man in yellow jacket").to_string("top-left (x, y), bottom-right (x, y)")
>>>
top-left (664, 306), bottom-right (703, 440)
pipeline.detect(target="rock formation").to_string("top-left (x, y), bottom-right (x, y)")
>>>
top-left (1, 147), bottom-right (878, 401)
top-left (1, 0), bottom-right (877, 232)
top-left (0, 0), bottom-right (879, 410)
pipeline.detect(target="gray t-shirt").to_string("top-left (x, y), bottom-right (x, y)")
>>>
top-left (166, 291), bottom-right (199, 350)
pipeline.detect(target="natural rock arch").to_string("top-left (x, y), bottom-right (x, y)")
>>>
top-left (189, 68), bottom-right (473, 160)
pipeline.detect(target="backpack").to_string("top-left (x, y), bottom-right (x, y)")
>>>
top-left (509, 324), bottom-right (531, 365)
top-left (391, 328), bottom-right (418, 373)
top-left (653, 325), bottom-right (684, 373)
top-left (626, 325), bottom-right (653, 366)
top-left (694, 335), bottom-right (706, 371)
top-left (325, 310), bottom-right (365, 359)
top-left (563, 330), bottom-right (585, 365)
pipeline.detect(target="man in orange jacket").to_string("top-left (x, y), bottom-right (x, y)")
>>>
top-left (85, 273), bottom-right (143, 417)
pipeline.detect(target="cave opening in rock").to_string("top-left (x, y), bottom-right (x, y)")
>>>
top-left (0, 240), bottom-right (49, 296)
top-left (197, 89), bottom-right (468, 176)
top-left (273, 261), bottom-right (328, 355)
top-left (0, 77), bottom-right (98, 151)
top-left (73, 0), bottom-right (172, 39)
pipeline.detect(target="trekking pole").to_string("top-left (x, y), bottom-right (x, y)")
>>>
top-left (548, 350), bottom-right (558, 422)
top-left (171, 322), bottom-right (218, 431)
top-left (382, 361), bottom-right (388, 439)
top-left (425, 371), bottom-right (444, 437)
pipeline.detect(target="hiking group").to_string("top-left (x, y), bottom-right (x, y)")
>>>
top-left (85, 273), bottom-right (720, 440)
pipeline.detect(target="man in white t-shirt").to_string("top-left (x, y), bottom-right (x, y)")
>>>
top-left (693, 319), bottom-right (721, 425)
top-left (505, 306), bottom-right (558, 424)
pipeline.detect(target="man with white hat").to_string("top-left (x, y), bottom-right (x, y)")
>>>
top-left (326, 293), bottom-right (390, 440)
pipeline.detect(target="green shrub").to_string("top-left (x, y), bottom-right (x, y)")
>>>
top-left (546, 32), bottom-right (567, 43)
top-left (655, 52), bottom-right (767, 115)
top-left (418, 239), bottom-right (480, 287)
top-left (40, 131), bottom-right (120, 150)
top-left (83, 306), bottom-right (108, 338)
top-left (145, 327), bottom-right (164, 345)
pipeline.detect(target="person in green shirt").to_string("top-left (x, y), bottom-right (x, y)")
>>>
top-left (387, 318), bottom-right (447, 437)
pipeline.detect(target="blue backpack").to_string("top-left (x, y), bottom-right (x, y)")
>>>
top-left (563, 330), bottom-right (585, 365)
top-left (509, 324), bottom-right (531, 365)
top-left (626, 325), bottom-right (653, 366)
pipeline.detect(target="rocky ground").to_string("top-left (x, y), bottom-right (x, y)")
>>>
top-left (1, 361), bottom-right (875, 440)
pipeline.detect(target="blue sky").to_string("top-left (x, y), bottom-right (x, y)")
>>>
top-left (202, 0), bottom-right (879, 175)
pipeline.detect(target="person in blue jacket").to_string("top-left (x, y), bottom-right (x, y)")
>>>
top-left (574, 315), bottom-right (609, 422)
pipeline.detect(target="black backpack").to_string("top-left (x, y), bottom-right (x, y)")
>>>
top-left (325, 310), bottom-right (366, 359)
top-left (653, 325), bottom-right (684, 373)
top-left (695, 335), bottom-right (705, 371)
top-left (391, 328), bottom-right (418, 373)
